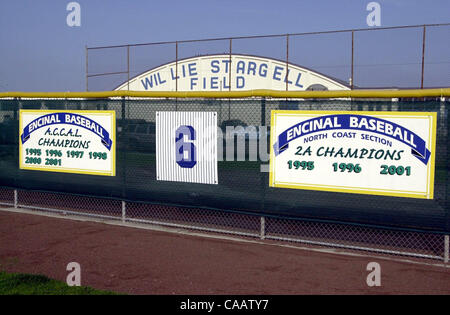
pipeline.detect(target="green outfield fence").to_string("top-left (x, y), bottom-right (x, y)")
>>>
top-left (0, 89), bottom-right (449, 261)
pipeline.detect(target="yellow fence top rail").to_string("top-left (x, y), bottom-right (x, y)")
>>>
top-left (0, 88), bottom-right (449, 99)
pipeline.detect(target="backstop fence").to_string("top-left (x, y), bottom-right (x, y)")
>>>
top-left (85, 23), bottom-right (450, 92)
top-left (0, 90), bottom-right (449, 262)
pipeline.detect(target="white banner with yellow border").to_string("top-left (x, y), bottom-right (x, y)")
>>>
top-left (269, 110), bottom-right (436, 199)
top-left (19, 110), bottom-right (116, 176)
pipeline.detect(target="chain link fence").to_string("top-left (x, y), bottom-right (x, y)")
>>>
top-left (0, 188), bottom-right (447, 261)
top-left (87, 23), bottom-right (450, 91)
top-left (0, 96), bottom-right (449, 262)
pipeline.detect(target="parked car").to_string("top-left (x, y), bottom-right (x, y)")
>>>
top-left (123, 121), bottom-right (156, 153)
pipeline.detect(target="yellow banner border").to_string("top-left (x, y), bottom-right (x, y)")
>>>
top-left (269, 110), bottom-right (437, 199)
top-left (19, 109), bottom-right (116, 177)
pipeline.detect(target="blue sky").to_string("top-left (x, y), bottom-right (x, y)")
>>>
top-left (0, 0), bottom-right (449, 91)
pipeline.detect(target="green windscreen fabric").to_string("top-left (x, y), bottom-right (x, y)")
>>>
top-left (0, 98), bottom-right (448, 232)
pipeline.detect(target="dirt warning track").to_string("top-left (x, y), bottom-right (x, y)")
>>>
top-left (0, 209), bottom-right (449, 295)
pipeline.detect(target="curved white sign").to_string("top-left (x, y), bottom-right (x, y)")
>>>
top-left (115, 54), bottom-right (349, 92)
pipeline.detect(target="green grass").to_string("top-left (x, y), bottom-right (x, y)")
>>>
top-left (0, 272), bottom-right (119, 295)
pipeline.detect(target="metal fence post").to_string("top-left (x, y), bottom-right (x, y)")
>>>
top-left (121, 97), bottom-right (127, 200)
top-left (444, 235), bottom-right (449, 263)
top-left (286, 34), bottom-right (289, 92)
top-left (85, 45), bottom-right (88, 91)
top-left (229, 38), bottom-right (232, 91)
top-left (260, 216), bottom-right (265, 240)
top-left (122, 201), bottom-right (126, 222)
top-left (176, 41), bottom-right (178, 92)
top-left (127, 45), bottom-right (130, 91)
top-left (420, 25), bottom-right (426, 89)
top-left (446, 97), bottom-right (450, 245)
top-left (260, 97), bottom-right (267, 224)
top-left (175, 41), bottom-right (179, 110)
top-left (351, 30), bottom-right (354, 90)
top-left (14, 190), bottom-right (17, 209)
top-left (14, 97), bottom-right (20, 190)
